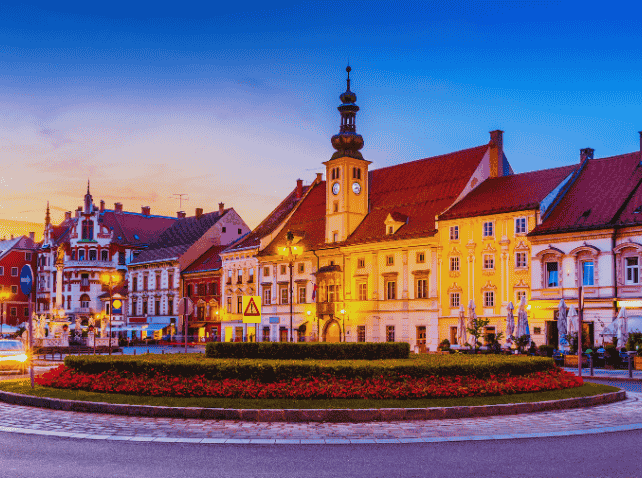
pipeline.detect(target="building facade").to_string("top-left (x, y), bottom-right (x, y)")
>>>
top-left (0, 234), bottom-right (38, 328)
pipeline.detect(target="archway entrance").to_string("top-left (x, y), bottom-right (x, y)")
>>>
top-left (298, 323), bottom-right (307, 342)
top-left (324, 320), bottom-right (341, 343)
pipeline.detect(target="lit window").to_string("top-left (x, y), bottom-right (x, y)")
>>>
top-left (237, 296), bottom-right (243, 313)
top-left (515, 217), bottom-right (527, 234)
top-left (450, 292), bottom-right (460, 308)
top-left (327, 285), bottom-right (336, 302)
top-left (483, 222), bottom-right (494, 238)
top-left (386, 325), bottom-right (395, 342)
top-left (626, 257), bottom-right (639, 285)
top-left (248, 268), bottom-right (254, 283)
top-left (515, 252), bottom-right (528, 268)
top-left (450, 256), bottom-right (460, 272)
top-left (484, 291), bottom-right (494, 307)
top-left (582, 261), bottom-right (594, 286)
top-left (546, 262), bottom-right (559, 287)
top-left (357, 325), bottom-right (366, 342)
top-left (449, 226), bottom-right (459, 241)
top-left (483, 254), bottom-right (494, 270)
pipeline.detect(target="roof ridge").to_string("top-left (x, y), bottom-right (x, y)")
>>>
top-left (371, 144), bottom-right (488, 173)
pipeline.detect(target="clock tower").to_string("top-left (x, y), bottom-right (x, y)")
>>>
top-left (324, 66), bottom-right (371, 244)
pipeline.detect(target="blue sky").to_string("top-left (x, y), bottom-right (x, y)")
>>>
top-left (2, 1), bottom-right (642, 231)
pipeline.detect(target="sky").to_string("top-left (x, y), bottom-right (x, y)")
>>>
top-left (2, 0), bottom-right (642, 238)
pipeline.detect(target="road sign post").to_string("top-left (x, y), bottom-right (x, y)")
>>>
top-left (178, 297), bottom-right (194, 353)
top-left (20, 265), bottom-right (34, 389)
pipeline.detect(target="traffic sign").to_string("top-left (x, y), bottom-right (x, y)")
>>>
top-left (242, 296), bottom-right (262, 323)
top-left (20, 265), bottom-right (33, 296)
top-left (178, 297), bottom-right (194, 315)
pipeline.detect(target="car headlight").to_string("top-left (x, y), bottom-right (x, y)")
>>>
top-left (16, 353), bottom-right (28, 362)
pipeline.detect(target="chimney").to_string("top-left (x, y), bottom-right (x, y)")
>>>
top-left (10, 234), bottom-right (13, 240)
top-left (100, 200), bottom-right (105, 212)
top-left (489, 130), bottom-right (504, 178)
top-left (580, 148), bottom-right (594, 162)
top-left (195, 208), bottom-right (203, 218)
top-left (177, 211), bottom-right (186, 219)
top-left (114, 202), bottom-right (123, 213)
top-left (218, 202), bottom-right (225, 215)
top-left (316, 172), bottom-right (323, 183)
top-left (141, 206), bottom-right (150, 216)
top-left (76, 207), bottom-right (81, 217)
top-left (65, 211), bottom-right (71, 221)
top-left (29, 232), bottom-right (35, 241)
top-left (296, 179), bottom-right (303, 199)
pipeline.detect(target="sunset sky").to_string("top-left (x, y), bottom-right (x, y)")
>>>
top-left (1, 1), bottom-right (642, 238)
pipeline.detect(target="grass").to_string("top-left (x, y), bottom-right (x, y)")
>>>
top-left (0, 379), bottom-right (619, 410)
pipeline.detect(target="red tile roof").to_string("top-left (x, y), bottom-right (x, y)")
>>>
top-left (183, 245), bottom-right (226, 274)
top-left (99, 210), bottom-right (177, 246)
top-left (530, 151), bottom-right (642, 235)
top-left (439, 164), bottom-right (578, 221)
top-left (259, 143), bottom-right (490, 254)
top-left (225, 185), bottom-right (310, 253)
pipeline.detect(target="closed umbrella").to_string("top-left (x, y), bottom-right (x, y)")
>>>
top-left (567, 305), bottom-right (578, 336)
top-left (457, 305), bottom-right (467, 346)
top-left (616, 307), bottom-right (628, 350)
top-left (506, 301), bottom-right (515, 338)
top-left (516, 296), bottom-right (530, 342)
top-left (558, 299), bottom-right (568, 348)
top-left (468, 300), bottom-right (477, 347)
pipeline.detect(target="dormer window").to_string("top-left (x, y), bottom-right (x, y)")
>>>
top-left (388, 226), bottom-right (394, 234)
top-left (384, 212), bottom-right (407, 235)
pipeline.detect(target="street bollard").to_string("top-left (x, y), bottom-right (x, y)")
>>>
top-left (629, 353), bottom-right (633, 378)
top-left (589, 355), bottom-right (594, 376)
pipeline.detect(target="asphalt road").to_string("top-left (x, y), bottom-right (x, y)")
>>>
top-left (2, 429), bottom-right (642, 478)
top-left (584, 378), bottom-right (642, 393)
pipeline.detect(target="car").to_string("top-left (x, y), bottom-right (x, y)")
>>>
top-left (0, 339), bottom-right (29, 373)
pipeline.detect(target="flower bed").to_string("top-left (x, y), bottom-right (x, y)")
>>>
top-left (36, 366), bottom-right (583, 400)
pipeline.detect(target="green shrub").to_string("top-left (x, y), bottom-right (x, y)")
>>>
top-left (438, 339), bottom-right (450, 351)
top-left (204, 342), bottom-right (410, 360)
top-left (63, 354), bottom-right (555, 382)
top-left (538, 344), bottom-right (555, 357)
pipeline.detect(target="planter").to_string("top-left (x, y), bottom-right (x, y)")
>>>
top-left (564, 355), bottom-right (588, 367)
top-left (635, 356), bottom-right (642, 371)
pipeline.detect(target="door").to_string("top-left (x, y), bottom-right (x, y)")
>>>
top-left (234, 326), bottom-right (243, 342)
top-left (279, 327), bottom-right (288, 342)
top-left (546, 320), bottom-right (558, 348)
top-left (325, 320), bottom-right (341, 343)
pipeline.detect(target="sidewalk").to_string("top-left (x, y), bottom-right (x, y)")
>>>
top-left (562, 367), bottom-right (642, 381)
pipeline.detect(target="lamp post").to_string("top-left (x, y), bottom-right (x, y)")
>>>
top-left (279, 231), bottom-right (303, 342)
top-left (0, 290), bottom-right (13, 336)
top-left (100, 271), bottom-right (122, 356)
top-left (340, 308), bottom-right (346, 342)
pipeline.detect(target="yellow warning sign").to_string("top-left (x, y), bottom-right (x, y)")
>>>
top-left (242, 296), bottom-right (262, 323)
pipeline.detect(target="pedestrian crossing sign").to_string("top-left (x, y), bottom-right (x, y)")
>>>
top-left (242, 296), bottom-right (262, 323)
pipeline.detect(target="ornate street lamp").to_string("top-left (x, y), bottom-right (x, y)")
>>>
top-left (100, 271), bottom-right (122, 356)
top-left (278, 231), bottom-right (303, 342)
top-left (0, 290), bottom-right (13, 336)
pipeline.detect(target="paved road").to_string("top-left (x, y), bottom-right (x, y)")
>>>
top-left (2, 429), bottom-right (641, 478)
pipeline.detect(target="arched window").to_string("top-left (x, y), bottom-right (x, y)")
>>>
top-left (80, 294), bottom-right (90, 309)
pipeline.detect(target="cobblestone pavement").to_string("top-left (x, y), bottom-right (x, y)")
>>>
top-left (0, 392), bottom-right (641, 445)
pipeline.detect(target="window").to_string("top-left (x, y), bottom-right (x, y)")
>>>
top-left (298, 286), bottom-right (306, 304)
top-left (280, 287), bottom-right (289, 304)
top-left (333, 232), bottom-right (338, 242)
top-left (11, 267), bottom-right (18, 276)
top-left (155, 300), bottom-right (161, 315)
top-left (227, 270), bottom-right (232, 284)
top-left (515, 217), bottom-right (527, 234)
top-left (0, 267), bottom-right (3, 275)
top-left (416, 279), bottom-right (428, 299)
top-left (10, 307), bottom-right (16, 316)
top-left (483, 254), bottom-right (494, 270)
top-left (81, 219), bottom-right (93, 240)
top-left (449, 226), bottom-right (459, 241)
top-left (386, 325), bottom-right (395, 342)
top-left (222, 227), bottom-right (226, 233)
top-left (80, 273), bottom-right (90, 288)
top-left (327, 284), bottom-right (336, 302)
top-left (262, 327), bottom-right (270, 342)
top-left (11, 285), bottom-right (18, 294)
top-left (118, 251), bottom-right (125, 265)
top-left (280, 265), bottom-right (287, 275)
top-left (168, 299), bottom-right (173, 314)
top-left (483, 222), bottom-right (494, 238)
top-left (263, 288), bottom-right (272, 305)
top-left (263, 266), bottom-right (270, 277)
top-left (546, 262), bottom-right (559, 287)
top-left (132, 299), bottom-right (138, 315)
top-left (352, 167), bottom-right (361, 179)
top-left (78, 250), bottom-right (85, 261)
top-left (237, 269), bottom-right (243, 283)
top-left (484, 291), bottom-right (494, 307)
top-left (516, 290), bottom-right (527, 303)
top-left (156, 273), bottom-right (161, 290)
top-left (416, 252), bottom-right (425, 263)
top-left (516, 252), bottom-right (528, 268)
top-left (450, 257), bottom-right (460, 272)
top-left (168, 273), bottom-right (174, 288)
top-left (248, 268), bottom-right (254, 283)
top-left (386, 280), bottom-right (397, 300)
top-left (582, 261), bottom-right (594, 286)
top-left (298, 263), bottom-right (305, 273)
top-left (238, 228), bottom-right (242, 235)
top-left (71, 250), bottom-right (76, 260)
top-left (80, 294), bottom-right (90, 309)
top-left (226, 297), bottom-right (232, 313)
top-left (237, 296), bottom-right (243, 314)
top-left (333, 202), bottom-right (338, 213)
top-left (89, 249), bottom-right (97, 261)
top-left (387, 226), bottom-right (394, 235)
top-left (357, 257), bottom-right (365, 268)
top-left (450, 292), bottom-right (460, 308)
top-left (626, 257), bottom-right (639, 285)
top-left (386, 255), bottom-right (394, 266)
top-left (25, 252), bottom-right (32, 261)
top-left (357, 325), bottom-right (366, 342)
top-left (358, 282), bottom-right (368, 301)
top-left (132, 277), bottom-right (138, 291)
top-left (101, 250), bottom-right (109, 261)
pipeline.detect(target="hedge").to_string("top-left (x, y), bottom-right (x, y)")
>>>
top-left (204, 342), bottom-right (410, 360)
top-left (63, 354), bottom-right (556, 383)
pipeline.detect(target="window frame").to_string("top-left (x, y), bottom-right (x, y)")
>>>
top-left (358, 282), bottom-right (368, 301)
top-left (483, 254), bottom-right (495, 270)
top-left (280, 286), bottom-right (289, 305)
top-left (625, 256), bottom-right (640, 285)
top-left (416, 252), bottom-right (425, 263)
top-left (386, 325), bottom-right (395, 342)
top-left (449, 225), bottom-right (459, 241)
top-left (298, 285), bottom-right (306, 304)
top-left (483, 291), bottom-right (495, 307)
top-left (386, 280), bottom-right (397, 300)
top-left (450, 256), bottom-right (460, 272)
top-left (515, 217), bottom-right (527, 235)
top-left (450, 292), bottom-right (460, 308)
top-left (515, 251), bottom-right (528, 269)
top-left (416, 278), bottom-right (428, 299)
top-left (582, 260), bottom-right (595, 286)
top-left (357, 325), bottom-right (366, 342)
top-left (483, 221), bottom-right (494, 238)
top-left (263, 288), bottom-right (272, 305)
top-left (546, 261), bottom-right (559, 288)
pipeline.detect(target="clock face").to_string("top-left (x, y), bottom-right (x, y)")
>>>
top-left (352, 182), bottom-right (361, 195)
top-left (332, 182), bottom-right (340, 195)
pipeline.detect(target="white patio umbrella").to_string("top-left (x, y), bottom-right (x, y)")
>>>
top-left (468, 300), bottom-right (477, 347)
top-left (616, 307), bottom-right (628, 350)
top-left (457, 305), bottom-right (467, 346)
top-left (567, 305), bottom-right (578, 336)
top-left (558, 299), bottom-right (568, 347)
top-left (516, 296), bottom-right (530, 341)
top-left (506, 301), bottom-right (515, 338)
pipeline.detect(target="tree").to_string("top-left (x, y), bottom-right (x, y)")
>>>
top-left (466, 317), bottom-right (491, 351)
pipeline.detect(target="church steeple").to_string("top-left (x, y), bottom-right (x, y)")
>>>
top-left (84, 179), bottom-right (93, 214)
top-left (45, 201), bottom-right (51, 226)
top-left (331, 66), bottom-right (364, 160)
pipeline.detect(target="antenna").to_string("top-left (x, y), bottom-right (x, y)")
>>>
top-left (172, 194), bottom-right (189, 210)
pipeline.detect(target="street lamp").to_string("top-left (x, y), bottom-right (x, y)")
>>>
top-left (0, 290), bottom-right (13, 336)
top-left (100, 271), bottom-right (122, 356)
top-left (278, 231), bottom-right (303, 342)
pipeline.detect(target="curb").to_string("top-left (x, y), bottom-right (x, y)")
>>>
top-left (0, 389), bottom-right (626, 422)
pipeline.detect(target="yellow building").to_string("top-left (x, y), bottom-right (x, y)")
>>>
top-left (435, 165), bottom-right (577, 346)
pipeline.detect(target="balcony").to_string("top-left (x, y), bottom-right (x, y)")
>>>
top-left (317, 302), bottom-right (335, 315)
top-left (65, 261), bottom-right (114, 268)
top-left (73, 307), bottom-right (96, 314)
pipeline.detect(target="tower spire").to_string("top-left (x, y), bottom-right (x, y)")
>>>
top-left (330, 66), bottom-right (364, 160)
top-left (84, 179), bottom-right (93, 214)
top-left (45, 201), bottom-right (51, 226)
